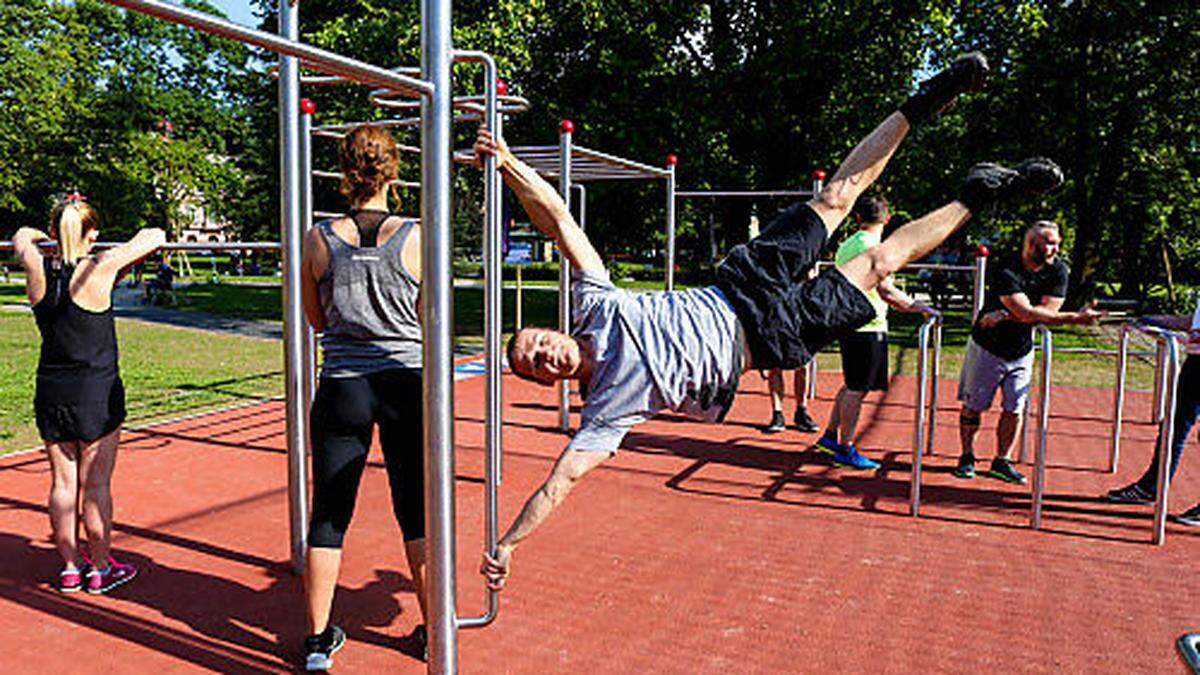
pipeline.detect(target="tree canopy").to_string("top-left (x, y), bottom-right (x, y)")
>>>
top-left (2, 0), bottom-right (1196, 307)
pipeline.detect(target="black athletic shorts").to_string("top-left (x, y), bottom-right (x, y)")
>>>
top-left (34, 377), bottom-right (126, 443)
top-left (308, 367), bottom-right (425, 547)
top-left (715, 202), bottom-right (876, 370)
top-left (839, 332), bottom-right (889, 392)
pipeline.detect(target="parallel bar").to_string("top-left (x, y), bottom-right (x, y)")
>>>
top-left (300, 103), bottom-right (317, 422)
top-left (103, 0), bottom-right (431, 97)
top-left (277, 0), bottom-right (308, 574)
top-left (665, 163), bottom-right (676, 291)
top-left (972, 252), bottom-right (988, 320)
top-left (1110, 327), bottom-right (1130, 473)
top-left (1031, 326), bottom-right (1052, 529)
top-left (925, 321), bottom-right (943, 456)
top-left (1153, 330), bottom-right (1182, 545)
top-left (910, 316), bottom-right (936, 516)
top-left (454, 49), bottom-right (501, 631)
top-left (557, 127), bottom-right (573, 431)
top-left (421, 0), bottom-right (457, 669)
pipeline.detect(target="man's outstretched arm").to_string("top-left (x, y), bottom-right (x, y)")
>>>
top-left (474, 127), bottom-right (605, 274)
top-left (482, 447), bottom-right (612, 589)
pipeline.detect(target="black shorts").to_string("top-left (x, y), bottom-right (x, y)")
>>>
top-left (715, 203), bottom-right (876, 370)
top-left (34, 378), bottom-right (126, 443)
top-left (308, 367), bottom-right (424, 547)
top-left (838, 332), bottom-right (889, 392)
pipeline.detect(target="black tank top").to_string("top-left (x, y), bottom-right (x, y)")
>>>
top-left (33, 257), bottom-right (120, 402)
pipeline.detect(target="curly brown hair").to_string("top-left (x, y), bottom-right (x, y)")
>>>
top-left (339, 124), bottom-right (399, 208)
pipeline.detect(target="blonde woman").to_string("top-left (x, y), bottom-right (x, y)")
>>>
top-left (13, 194), bottom-right (164, 594)
top-left (300, 125), bottom-right (426, 669)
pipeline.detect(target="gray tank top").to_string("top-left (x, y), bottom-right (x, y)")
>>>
top-left (316, 212), bottom-right (422, 376)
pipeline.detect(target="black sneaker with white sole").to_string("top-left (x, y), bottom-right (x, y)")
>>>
top-left (792, 407), bottom-right (819, 433)
top-left (959, 158), bottom-right (1065, 212)
top-left (984, 457), bottom-right (1027, 485)
top-left (305, 624), bottom-right (346, 671)
top-left (1170, 503), bottom-right (1200, 527)
top-left (1104, 483), bottom-right (1154, 505)
top-left (900, 52), bottom-right (990, 126)
top-left (763, 411), bottom-right (786, 434)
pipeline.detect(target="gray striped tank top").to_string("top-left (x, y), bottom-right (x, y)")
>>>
top-left (316, 214), bottom-right (422, 376)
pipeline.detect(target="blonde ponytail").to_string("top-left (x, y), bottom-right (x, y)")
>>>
top-left (50, 199), bottom-right (99, 265)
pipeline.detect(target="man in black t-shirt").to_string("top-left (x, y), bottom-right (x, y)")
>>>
top-left (952, 221), bottom-right (1103, 483)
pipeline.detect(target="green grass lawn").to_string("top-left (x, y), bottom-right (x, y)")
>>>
top-left (0, 308), bottom-right (281, 454)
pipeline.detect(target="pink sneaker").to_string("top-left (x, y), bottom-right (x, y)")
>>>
top-left (58, 567), bottom-right (84, 593)
top-left (85, 558), bottom-right (138, 594)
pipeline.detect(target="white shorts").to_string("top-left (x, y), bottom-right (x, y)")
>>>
top-left (956, 338), bottom-right (1033, 413)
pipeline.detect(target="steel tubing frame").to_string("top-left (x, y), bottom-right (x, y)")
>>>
top-left (453, 49), bottom-right (502, 632)
top-left (557, 127), bottom-right (574, 431)
top-left (909, 314), bottom-right (942, 516)
top-left (1029, 325), bottom-right (1053, 529)
top-left (1111, 323), bottom-right (1185, 544)
top-left (420, 0), bottom-right (457, 668)
top-left (104, 0), bottom-right (431, 97)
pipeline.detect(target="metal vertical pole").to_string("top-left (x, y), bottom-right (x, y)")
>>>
top-left (278, 0), bottom-right (308, 575)
top-left (300, 99), bottom-right (317, 412)
top-left (805, 169), bottom-right (825, 403)
top-left (1031, 326), bottom-right (1052, 529)
top-left (665, 155), bottom-right (677, 291)
top-left (458, 55), bottom-right (501, 630)
top-left (573, 184), bottom-right (587, 231)
top-left (422, 0), bottom-right (457, 669)
top-left (911, 318), bottom-right (932, 516)
top-left (972, 246), bottom-right (989, 321)
top-left (925, 320), bottom-right (942, 456)
top-left (1154, 339), bottom-right (1167, 423)
top-left (557, 120), bottom-right (574, 431)
top-left (1110, 326), bottom-right (1130, 473)
top-left (1153, 336), bottom-right (1180, 545)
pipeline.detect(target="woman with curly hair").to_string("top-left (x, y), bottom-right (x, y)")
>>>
top-left (299, 124), bottom-right (427, 669)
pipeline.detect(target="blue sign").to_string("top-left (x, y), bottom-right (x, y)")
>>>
top-left (505, 241), bottom-right (533, 265)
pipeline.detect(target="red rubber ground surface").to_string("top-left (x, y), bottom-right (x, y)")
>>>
top-left (1, 370), bottom-right (1197, 673)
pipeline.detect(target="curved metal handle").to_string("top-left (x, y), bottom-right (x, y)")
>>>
top-left (457, 52), bottom-right (502, 630)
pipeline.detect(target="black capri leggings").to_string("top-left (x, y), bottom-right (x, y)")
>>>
top-left (308, 367), bottom-right (424, 548)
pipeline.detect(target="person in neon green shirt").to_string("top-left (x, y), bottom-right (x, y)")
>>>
top-left (816, 194), bottom-right (939, 469)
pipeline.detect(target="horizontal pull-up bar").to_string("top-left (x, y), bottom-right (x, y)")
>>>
top-left (0, 240), bottom-right (283, 252)
top-left (103, 0), bottom-right (431, 98)
top-left (311, 169), bottom-right (422, 189)
top-left (676, 190), bottom-right (816, 198)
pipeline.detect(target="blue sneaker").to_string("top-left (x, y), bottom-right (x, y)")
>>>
top-left (833, 445), bottom-right (880, 470)
top-left (816, 434), bottom-right (840, 456)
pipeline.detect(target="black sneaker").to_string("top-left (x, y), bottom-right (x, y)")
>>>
top-left (1170, 504), bottom-right (1200, 526)
top-left (899, 52), bottom-right (989, 126)
top-left (792, 407), bottom-right (819, 433)
top-left (763, 411), bottom-right (786, 434)
top-left (409, 624), bottom-right (428, 662)
top-left (305, 624), bottom-right (346, 671)
top-left (984, 457), bottom-right (1027, 485)
top-left (952, 453), bottom-right (976, 479)
top-left (1104, 483), bottom-right (1154, 505)
top-left (959, 157), bottom-right (1064, 212)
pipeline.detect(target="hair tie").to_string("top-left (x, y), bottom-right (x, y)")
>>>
top-left (65, 191), bottom-right (87, 203)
